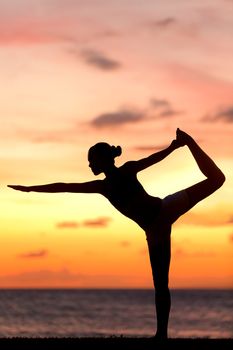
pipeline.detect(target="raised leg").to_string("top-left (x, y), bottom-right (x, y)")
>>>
top-left (176, 129), bottom-right (225, 209)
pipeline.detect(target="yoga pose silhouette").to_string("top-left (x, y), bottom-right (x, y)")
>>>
top-left (8, 128), bottom-right (225, 339)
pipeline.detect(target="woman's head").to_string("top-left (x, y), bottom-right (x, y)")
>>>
top-left (88, 142), bottom-right (122, 175)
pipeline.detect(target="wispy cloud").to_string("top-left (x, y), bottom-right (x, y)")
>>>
top-left (89, 97), bottom-right (181, 128)
top-left (56, 222), bottom-right (79, 229)
top-left (133, 145), bottom-right (168, 152)
top-left (150, 98), bottom-right (183, 118)
top-left (203, 106), bottom-right (233, 123)
top-left (18, 249), bottom-right (48, 259)
top-left (149, 17), bottom-right (177, 29)
top-left (12, 98), bottom-right (181, 141)
top-left (56, 217), bottom-right (112, 229)
top-left (83, 217), bottom-right (112, 228)
top-left (80, 49), bottom-right (122, 71)
top-left (158, 108), bottom-right (182, 117)
top-left (90, 108), bottom-right (145, 128)
top-left (146, 15), bottom-right (200, 41)
top-left (150, 98), bottom-right (171, 108)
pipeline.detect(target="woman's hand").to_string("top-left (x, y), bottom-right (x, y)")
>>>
top-left (176, 128), bottom-right (193, 146)
top-left (169, 139), bottom-right (183, 150)
top-left (8, 185), bottom-right (30, 192)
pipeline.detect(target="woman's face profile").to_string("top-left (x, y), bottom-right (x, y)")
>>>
top-left (88, 153), bottom-right (106, 175)
top-left (88, 143), bottom-right (115, 175)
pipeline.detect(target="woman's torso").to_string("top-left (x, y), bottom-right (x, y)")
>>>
top-left (101, 163), bottom-right (162, 230)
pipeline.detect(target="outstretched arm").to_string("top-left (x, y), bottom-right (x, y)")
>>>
top-left (128, 139), bottom-right (182, 173)
top-left (8, 180), bottom-right (103, 194)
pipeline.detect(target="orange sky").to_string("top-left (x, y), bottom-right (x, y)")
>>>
top-left (0, 0), bottom-right (232, 289)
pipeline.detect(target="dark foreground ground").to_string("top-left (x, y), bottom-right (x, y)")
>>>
top-left (0, 337), bottom-right (232, 350)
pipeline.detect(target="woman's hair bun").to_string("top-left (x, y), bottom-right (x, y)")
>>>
top-left (111, 145), bottom-right (122, 158)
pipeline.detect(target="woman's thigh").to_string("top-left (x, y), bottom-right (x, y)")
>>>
top-left (161, 190), bottom-right (190, 224)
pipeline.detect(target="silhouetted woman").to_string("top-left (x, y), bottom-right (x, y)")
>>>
top-left (8, 129), bottom-right (225, 339)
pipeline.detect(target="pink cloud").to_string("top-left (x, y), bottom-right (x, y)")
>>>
top-left (80, 49), bottom-right (122, 71)
top-left (150, 17), bottom-right (177, 29)
top-left (203, 105), bottom-right (233, 123)
top-left (133, 144), bottom-right (168, 152)
top-left (83, 217), bottom-right (112, 228)
top-left (18, 249), bottom-right (48, 259)
top-left (56, 217), bottom-right (112, 229)
top-left (90, 108), bottom-right (145, 128)
top-left (56, 221), bottom-right (79, 229)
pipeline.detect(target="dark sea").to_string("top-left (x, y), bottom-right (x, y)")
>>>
top-left (0, 289), bottom-right (232, 338)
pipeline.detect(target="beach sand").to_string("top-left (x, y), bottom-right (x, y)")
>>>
top-left (0, 337), bottom-right (232, 350)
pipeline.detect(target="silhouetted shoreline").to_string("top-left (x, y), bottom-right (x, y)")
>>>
top-left (0, 337), bottom-right (232, 350)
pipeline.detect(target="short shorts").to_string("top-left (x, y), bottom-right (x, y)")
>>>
top-left (161, 189), bottom-right (190, 224)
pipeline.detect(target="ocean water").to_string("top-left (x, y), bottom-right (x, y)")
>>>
top-left (0, 289), bottom-right (232, 338)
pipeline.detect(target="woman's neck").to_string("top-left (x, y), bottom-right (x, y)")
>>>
top-left (104, 164), bottom-right (118, 178)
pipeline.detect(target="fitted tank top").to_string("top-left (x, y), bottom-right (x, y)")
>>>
top-left (102, 165), bottom-right (162, 230)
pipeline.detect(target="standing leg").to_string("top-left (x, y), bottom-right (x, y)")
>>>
top-left (147, 228), bottom-right (171, 339)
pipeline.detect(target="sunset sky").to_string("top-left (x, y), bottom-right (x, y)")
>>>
top-left (0, 0), bottom-right (232, 288)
